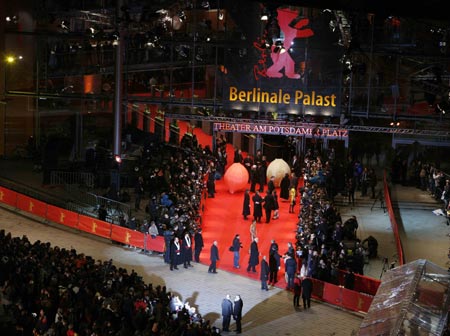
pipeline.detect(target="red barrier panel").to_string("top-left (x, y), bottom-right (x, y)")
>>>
top-left (78, 214), bottom-right (111, 239)
top-left (111, 225), bottom-right (145, 248)
top-left (341, 287), bottom-right (373, 312)
top-left (146, 235), bottom-right (165, 253)
top-left (311, 277), bottom-right (375, 313)
top-left (0, 187), bottom-right (18, 207)
top-left (16, 194), bottom-right (47, 218)
top-left (322, 282), bottom-right (343, 306)
top-left (337, 270), bottom-right (381, 296)
top-left (46, 205), bottom-right (79, 229)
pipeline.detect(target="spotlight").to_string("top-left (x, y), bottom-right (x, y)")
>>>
top-left (389, 121), bottom-right (400, 127)
top-left (201, 1), bottom-right (210, 9)
top-left (261, 9), bottom-right (269, 21)
top-left (218, 11), bottom-right (224, 21)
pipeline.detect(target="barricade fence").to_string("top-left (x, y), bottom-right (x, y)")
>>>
top-left (50, 170), bottom-right (95, 189)
top-left (383, 170), bottom-right (405, 266)
top-left (0, 185), bottom-right (376, 313)
top-left (0, 184), bottom-right (208, 254)
top-left (0, 186), bottom-right (165, 253)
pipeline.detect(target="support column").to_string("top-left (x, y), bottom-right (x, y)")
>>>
top-left (113, 0), bottom-right (125, 159)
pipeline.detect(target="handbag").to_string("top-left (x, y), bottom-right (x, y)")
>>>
top-left (229, 246), bottom-right (234, 252)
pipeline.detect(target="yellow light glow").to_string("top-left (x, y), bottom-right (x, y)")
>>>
top-left (6, 56), bottom-right (15, 64)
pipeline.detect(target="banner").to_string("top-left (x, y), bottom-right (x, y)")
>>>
top-left (0, 187), bottom-right (17, 207)
top-left (16, 195), bottom-right (47, 218)
top-left (111, 225), bottom-right (145, 249)
top-left (213, 121), bottom-right (348, 139)
top-left (78, 214), bottom-right (111, 239)
top-left (46, 205), bottom-right (79, 229)
top-left (222, 5), bottom-right (342, 116)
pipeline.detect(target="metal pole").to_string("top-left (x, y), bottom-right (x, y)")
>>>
top-left (113, 0), bottom-right (124, 158)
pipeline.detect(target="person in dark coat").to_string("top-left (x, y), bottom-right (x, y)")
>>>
top-left (233, 295), bottom-right (243, 334)
top-left (301, 276), bottom-right (313, 309)
top-left (170, 236), bottom-right (182, 271)
top-left (249, 165), bottom-right (258, 192)
top-left (284, 254), bottom-right (297, 290)
top-left (247, 237), bottom-right (259, 273)
top-left (194, 229), bottom-right (204, 263)
top-left (280, 173), bottom-right (290, 201)
top-left (267, 176), bottom-right (275, 195)
top-left (242, 189), bottom-right (251, 220)
top-left (208, 240), bottom-right (219, 273)
top-left (269, 244), bottom-right (281, 285)
top-left (293, 277), bottom-right (301, 307)
top-left (221, 294), bottom-right (233, 332)
top-left (263, 191), bottom-right (275, 223)
top-left (134, 175), bottom-right (145, 210)
top-left (260, 255), bottom-right (270, 291)
top-left (257, 162), bottom-right (266, 192)
top-left (272, 190), bottom-right (279, 219)
top-left (181, 231), bottom-right (193, 268)
top-left (344, 267), bottom-right (355, 290)
top-left (252, 191), bottom-right (263, 223)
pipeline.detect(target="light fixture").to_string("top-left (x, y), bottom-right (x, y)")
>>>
top-left (260, 9), bottom-right (269, 21)
top-left (389, 121), bottom-right (400, 127)
top-left (218, 11), bottom-right (224, 21)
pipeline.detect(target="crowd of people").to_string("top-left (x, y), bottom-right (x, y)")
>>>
top-left (0, 229), bottom-right (222, 336)
top-left (292, 150), bottom-right (371, 286)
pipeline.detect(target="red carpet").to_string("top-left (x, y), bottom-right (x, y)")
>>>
top-left (200, 179), bottom-right (300, 286)
top-left (176, 122), bottom-right (301, 287)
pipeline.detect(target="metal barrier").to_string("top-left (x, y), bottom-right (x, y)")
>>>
top-left (86, 192), bottom-right (132, 225)
top-left (50, 171), bottom-right (95, 189)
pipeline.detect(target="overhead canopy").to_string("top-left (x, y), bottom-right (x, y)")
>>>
top-left (359, 259), bottom-right (450, 336)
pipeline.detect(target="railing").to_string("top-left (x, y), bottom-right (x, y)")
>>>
top-left (383, 170), bottom-right (405, 266)
top-left (50, 170), bottom-right (95, 189)
top-left (86, 192), bottom-right (132, 225)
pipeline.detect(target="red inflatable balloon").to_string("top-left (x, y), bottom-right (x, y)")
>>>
top-left (224, 163), bottom-right (249, 194)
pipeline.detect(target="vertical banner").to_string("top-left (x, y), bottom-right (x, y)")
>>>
top-left (0, 187), bottom-right (18, 207)
top-left (78, 214), bottom-right (111, 239)
top-left (16, 195), bottom-right (47, 218)
top-left (46, 205), bottom-right (79, 229)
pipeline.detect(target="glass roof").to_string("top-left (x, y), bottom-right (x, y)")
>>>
top-left (359, 259), bottom-right (450, 336)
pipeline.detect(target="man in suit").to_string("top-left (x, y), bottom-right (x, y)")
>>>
top-left (252, 191), bottom-right (263, 223)
top-left (260, 255), bottom-right (270, 291)
top-left (263, 191), bottom-right (275, 223)
top-left (194, 229), bottom-right (204, 263)
top-left (301, 276), bottom-right (313, 309)
top-left (208, 240), bottom-right (219, 273)
top-left (221, 294), bottom-right (233, 332)
top-left (247, 237), bottom-right (259, 273)
top-left (284, 254), bottom-right (297, 290)
top-left (267, 175), bottom-right (275, 194)
top-left (233, 295), bottom-right (243, 334)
